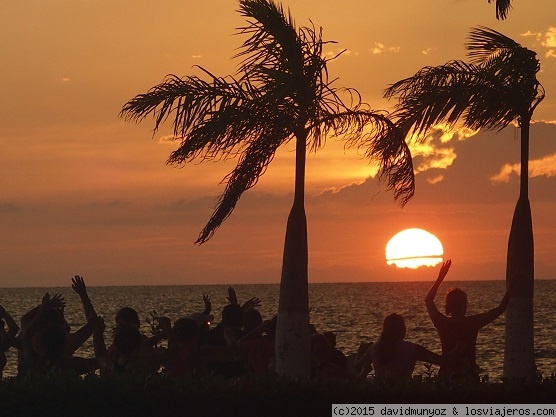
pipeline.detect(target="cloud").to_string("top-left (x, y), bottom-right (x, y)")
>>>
top-left (542, 27), bottom-right (556, 58)
top-left (426, 174), bottom-right (445, 184)
top-left (60, 77), bottom-right (72, 84)
top-left (158, 134), bottom-right (178, 144)
top-left (191, 55), bottom-right (203, 59)
top-left (491, 153), bottom-right (556, 183)
top-left (421, 47), bottom-right (433, 55)
top-left (541, 27), bottom-right (556, 48)
top-left (406, 125), bottom-right (480, 177)
top-left (521, 27), bottom-right (556, 59)
top-left (370, 42), bottom-right (400, 55)
top-left (521, 30), bottom-right (538, 38)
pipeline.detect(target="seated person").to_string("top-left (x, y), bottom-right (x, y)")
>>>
top-left (358, 313), bottom-right (448, 381)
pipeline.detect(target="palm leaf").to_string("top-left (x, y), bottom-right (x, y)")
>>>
top-left (385, 27), bottom-right (544, 143)
top-left (488, 0), bottom-right (513, 20)
top-left (466, 26), bottom-right (521, 66)
top-left (197, 123), bottom-right (289, 243)
top-left (341, 111), bottom-right (414, 205)
top-left (122, 0), bottom-right (414, 243)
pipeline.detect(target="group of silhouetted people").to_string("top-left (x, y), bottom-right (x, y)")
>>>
top-left (354, 260), bottom-right (513, 382)
top-left (0, 260), bottom-right (513, 382)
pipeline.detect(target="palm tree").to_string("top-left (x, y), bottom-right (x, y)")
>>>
top-left (121, 0), bottom-right (414, 378)
top-left (488, 0), bottom-right (513, 20)
top-left (384, 27), bottom-right (544, 381)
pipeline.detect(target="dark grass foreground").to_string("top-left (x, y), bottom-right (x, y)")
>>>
top-left (1, 373), bottom-right (555, 417)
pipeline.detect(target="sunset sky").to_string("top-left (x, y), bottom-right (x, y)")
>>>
top-left (1, 0), bottom-right (555, 287)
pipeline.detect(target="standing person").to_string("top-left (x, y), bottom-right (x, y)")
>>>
top-left (425, 259), bottom-right (513, 381)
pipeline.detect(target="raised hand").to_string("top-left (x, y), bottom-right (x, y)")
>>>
top-left (242, 297), bottom-right (262, 312)
top-left (202, 294), bottom-right (212, 315)
top-left (146, 310), bottom-right (163, 335)
top-left (437, 259), bottom-right (452, 282)
top-left (71, 275), bottom-right (88, 297)
top-left (41, 292), bottom-right (65, 311)
top-left (227, 287), bottom-right (238, 305)
top-left (426, 259), bottom-right (452, 309)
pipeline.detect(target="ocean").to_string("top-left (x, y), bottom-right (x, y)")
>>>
top-left (1, 281), bottom-right (555, 379)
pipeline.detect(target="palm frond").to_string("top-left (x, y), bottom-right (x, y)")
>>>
top-left (197, 124), bottom-right (289, 243)
top-left (488, 0), bottom-right (513, 20)
top-left (121, 73), bottom-right (245, 138)
top-left (386, 26), bottom-right (544, 139)
top-left (340, 111), bottom-right (414, 206)
top-left (466, 27), bottom-right (544, 119)
top-left (123, 0), bottom-right (416, 243)
top-left (385, 61), bottom-right (487, 136)
top-left (466, 26), bottom-right (521, 66)
top-left (236, 0), bottom-right (302, 83)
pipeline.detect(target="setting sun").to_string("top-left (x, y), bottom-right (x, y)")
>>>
top-left (385, 228), bottom-right (444, 269)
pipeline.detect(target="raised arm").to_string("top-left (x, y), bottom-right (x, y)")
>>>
top-left (353, 343), bottom-right (374, 379)
top-left (21, 293), bottom-right (65, 341)
top-left (227, 287), bottom-right (238, 305)
top-left (239, 317), bottom-right (275, 343)
top-left (241, 297), bottom-right (262, 312)
top-left (71, 275), bottom-right (96, 319)
top-left (202, 294), bottom-right (212, 316)
top-left (473, 277), bottom-right (516, 328)
top-left (425, 260), bottom-right (451, 323)
top-left (90, 313), bottom-right (109, 373)
top-left (0, 304), bottom-right (19, 338)
top-left (154, 316), bottom-right (176, 353)
top-left (65, 323), bottom-right (94, 356)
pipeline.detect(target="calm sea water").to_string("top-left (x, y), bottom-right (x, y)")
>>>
top-left (1, 281), bottom-right (555, 379)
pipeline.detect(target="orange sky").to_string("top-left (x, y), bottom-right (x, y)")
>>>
top-left (1, 0), bottom-right (556, 287)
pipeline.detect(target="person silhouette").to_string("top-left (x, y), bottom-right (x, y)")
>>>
top-left (0, 304), bottom-right (19, 378)
top-left (425, 259), bottom-right (513, 380)
top-left (358, 313), bottom-right (446, 381)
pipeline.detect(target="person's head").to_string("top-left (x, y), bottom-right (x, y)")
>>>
top-left (381, 313), bottom-right (406, 342)
top-left (189, 312), bottom-right (213, 339)
top-left (43, 307), bottom-right (70, 334)
top-left (113, 324), bottom-right (142, 356)
top-left (445, 288), bottom-right (468, 317)
top-left (221, 304), bottom-right (244, 329)
top-left (243, 309), bottom-right (263, 333)
top-left (377, 313), bottom-right (406, 364)
top-left (35, 323), bottom-right (67, 360)
top-left (173, 318), bottom-right (199, 344)
top-left (115, 307), bottom-right (140, 329)
top-left (310, 333), bottom-right (333, 366)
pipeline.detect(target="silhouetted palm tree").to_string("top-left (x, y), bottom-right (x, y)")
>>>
top-left (384, 26), bottom-right (544, 381)
top-left (121, 0), bottom-right (413, 377)
top-left (488, 0), bottom-right (513, 20)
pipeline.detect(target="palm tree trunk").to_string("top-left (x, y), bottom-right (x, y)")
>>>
top-left (275, 129), bottom-right (311, 378)
top-left (503, 120), bottom-right (536, 381)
